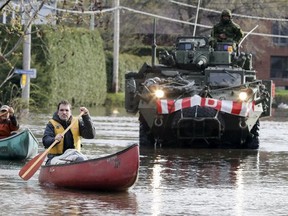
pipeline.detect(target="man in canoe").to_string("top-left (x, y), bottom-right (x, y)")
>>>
top-left (0, 105), bottom-right (19, 139)
top-left (42, 100), bottom-right (96, 165)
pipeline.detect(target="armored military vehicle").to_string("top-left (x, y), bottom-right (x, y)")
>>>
top-left (125, 36), bottom-right (273, 149)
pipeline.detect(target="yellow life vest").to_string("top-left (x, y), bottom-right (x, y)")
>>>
top-left (48, 117), bottom-right (81, 154)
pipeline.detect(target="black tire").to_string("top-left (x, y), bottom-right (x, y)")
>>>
top-left (139, 118), bottom-right (155, 147)
top-left (244, 120), bottom-right (260, 149)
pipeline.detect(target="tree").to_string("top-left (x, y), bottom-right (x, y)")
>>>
top-left (97, 0), bottom-right (287, 47)
top-left (0, 0), bottom-right (104, 107)
top-left (0, 0), bottom-right (47, 106)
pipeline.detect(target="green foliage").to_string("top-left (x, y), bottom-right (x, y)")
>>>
top-left (0, 24), bottom-right (23, 104)
top-left (274, 90), bottom-right (288, 105)
top-left (119, 54), bottom-right (151, 92)
top-left (104, 51), bottom-right (113, 92)
top-left (0, 82), bottom-right (21, 106)
top-left (122, 45), bottom-right (152, 56)
top-left (105, 92), bottom-right (125, 107)
top-left (105, 52), bottom-right (151, 92)
top-left (275, 89), bottom-right (288, 96)
top-left (0, 24), bottom-right (107, 109)
top-left (31, 26), bottom-right (107, 108)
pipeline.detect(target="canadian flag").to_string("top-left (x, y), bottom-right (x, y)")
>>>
top-left (156, 95), bottom-right (255, 117)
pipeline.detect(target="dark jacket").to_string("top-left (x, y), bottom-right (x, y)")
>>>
top-left (211, 19), bottom-right (243, 43)
top-left (42, 112), bottom-right (96, 152)
top-left (0, 115), bottom-right (19, 139)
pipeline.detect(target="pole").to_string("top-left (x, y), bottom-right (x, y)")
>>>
top-left (193, 0), bottom-right (201, 36)
top-left (21, 0), bottom-right (31, 109)
top-left (112, 0), bottom-right (120, 93)
top-left (90, 1), bottom-right (95, 30)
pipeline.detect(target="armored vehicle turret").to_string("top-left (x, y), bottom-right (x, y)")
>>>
top-left (125, 36), bottom-right (273, 149)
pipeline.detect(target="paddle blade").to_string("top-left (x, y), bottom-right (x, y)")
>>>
top-left (18, 152), bottom-right (46, 181)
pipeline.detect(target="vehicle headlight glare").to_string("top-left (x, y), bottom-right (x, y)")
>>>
top-left (155, 89), bottom-right (164, 98)
top-left (239, 92), bottom-right (248, 101)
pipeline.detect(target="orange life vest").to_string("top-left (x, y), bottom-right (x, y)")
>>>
top-left (48, 117), bottom-right (81, 154)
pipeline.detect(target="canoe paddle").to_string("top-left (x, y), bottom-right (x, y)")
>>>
top-left (18, 112), bottom-right (84, 181)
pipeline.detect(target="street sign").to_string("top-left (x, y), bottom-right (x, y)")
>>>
top-left (20, 74), bottom-right (27, 89)
top-left (14, 68), bottom-right (37, 78)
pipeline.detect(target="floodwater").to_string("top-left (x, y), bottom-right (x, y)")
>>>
top-left (0, 108), bottom-right (288, 216)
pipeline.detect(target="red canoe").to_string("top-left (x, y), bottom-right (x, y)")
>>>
top-left (38, 143), bottom-right (139, 191)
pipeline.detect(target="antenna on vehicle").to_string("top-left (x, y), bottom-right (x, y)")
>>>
top-left (152, 18), bottom-right (157, 67)
top-left (238, 25), bottom-right (259, 48)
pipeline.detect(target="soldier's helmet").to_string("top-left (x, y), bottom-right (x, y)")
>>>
top-left (221, 9), bottom-right (232, 18)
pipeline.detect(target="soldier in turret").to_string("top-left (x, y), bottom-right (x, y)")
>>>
top-left (210, 9), bottom-right (243, 46)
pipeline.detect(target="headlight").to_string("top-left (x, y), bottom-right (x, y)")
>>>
top-left (238, 88), bottom-right (254, 101)
top-left (239, 91), bottom-right (248, 101)
top-left (154, 89), bottom-right (165, 98)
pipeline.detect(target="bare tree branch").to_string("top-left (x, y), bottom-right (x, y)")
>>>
top-left (4, 0), bottom-right (47, 58)
top-left (0, 0), bottom-right (12, 12)
top-left (0, 0), bottom-right (47, 91)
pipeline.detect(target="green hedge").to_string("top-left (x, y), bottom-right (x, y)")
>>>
top-left (31, 26), bottom-right (107, 108)
top-left (274, 90), bottom-right (288, 105)
top-left (1, 24), bottom-right (154, 109)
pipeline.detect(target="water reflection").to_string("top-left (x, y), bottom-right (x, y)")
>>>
top-left (151, 163), bottom-right (163, 216)
top-left (140, 148), bottom-right (259, 188)
top-left (1, 109), bottom-right (288, 215)
top-left (0, 159), bottom-right (25, 170)
top-left (37, 187), bottom-right (139, 215)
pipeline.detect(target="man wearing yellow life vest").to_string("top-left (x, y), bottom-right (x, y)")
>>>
top-left (42, 100), bottom-right (96, 164)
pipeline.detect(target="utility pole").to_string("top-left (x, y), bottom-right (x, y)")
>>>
top-left (90, 1), bottom-right (95, 30)
top-left (112, 0), bottom-right (120, 93)
top-left (21, 0), bottom-right (31, 109)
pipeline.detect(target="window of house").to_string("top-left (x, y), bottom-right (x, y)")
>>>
top-left (1, 10), bottom-right (17, 24)
top-left (270, 56), bottom-right (288, 78)
top-left (272, 22), bottom-right (288, 46)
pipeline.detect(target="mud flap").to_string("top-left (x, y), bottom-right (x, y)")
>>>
top-left (261, 80), bottom-right (273, 117)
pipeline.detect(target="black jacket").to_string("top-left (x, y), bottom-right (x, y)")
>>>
top-left (42, 112), bottom-right (96, 152)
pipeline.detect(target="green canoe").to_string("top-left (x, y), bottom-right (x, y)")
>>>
top-left (0, 129), bottom-right (39, 160)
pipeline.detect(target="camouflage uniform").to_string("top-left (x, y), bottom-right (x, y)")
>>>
top-left (211, 9), bottom-right (243, 44)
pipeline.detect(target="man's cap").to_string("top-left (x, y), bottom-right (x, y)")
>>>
top-left (0, 105), bottom-right (10, 111)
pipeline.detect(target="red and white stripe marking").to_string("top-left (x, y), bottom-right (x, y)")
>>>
top-left (156, 95), bottom-right (255, 117)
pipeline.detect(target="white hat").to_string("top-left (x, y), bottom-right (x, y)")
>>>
top-left (0, 105), bottom-right (9, 111)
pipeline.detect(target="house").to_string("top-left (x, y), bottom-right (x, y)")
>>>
top-left (250, 21), bottom-right (288, 89)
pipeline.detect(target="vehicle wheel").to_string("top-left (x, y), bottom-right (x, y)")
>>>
top-left (139, 120), bottom-right (155, 147)
top-left (244, 120), bottom-right (260, 149)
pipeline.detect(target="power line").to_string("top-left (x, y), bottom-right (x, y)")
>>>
top-left (7, 1), bottom-right (288, 22)
top-left (43, 4), bottom-right (114, 14)
top-left (120, 6), bottom-right (288, 39)
top-left (9, 3), bottom-right (287, 39)
top-left (169, 0), bottom-right (288, 22)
